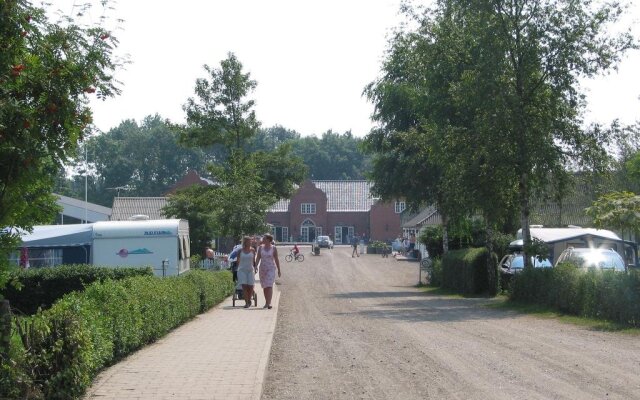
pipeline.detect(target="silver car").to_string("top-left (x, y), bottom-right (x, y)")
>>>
top-left (316, 235), bottom-right (333, 249)
top-left (555, 247), bottom-right (626, 271)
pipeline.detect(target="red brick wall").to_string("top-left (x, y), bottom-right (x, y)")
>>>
top-left (369, 201), bottom-right (401, 243)
top-left (284, 181), bottom-right (328, 241)
top-left (265, 181), bottom-right (398, 244)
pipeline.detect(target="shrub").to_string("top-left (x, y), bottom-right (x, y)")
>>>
top-left (0, 270), bottom-right (234, 399)
top-left (511, 264), bottom-right (640, 327)
top-left (441, 248), bottom-right (499, 295)
top-left (1, 264), bottom-right (153, 315)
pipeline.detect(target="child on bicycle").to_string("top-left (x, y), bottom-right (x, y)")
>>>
top-left (292, 243), bottom-right (299, 257)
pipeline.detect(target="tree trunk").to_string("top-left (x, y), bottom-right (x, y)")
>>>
top-left (519, 172), bottom-right (531, 269)
top-left (485, 222), bottom-right (498, 296)
top-left (442, 213), bottom-right (449, 254)
top-left (1, 300), bottom-right (10, 360)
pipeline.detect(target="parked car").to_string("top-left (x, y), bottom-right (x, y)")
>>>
top-left (554, 247), bottom-right (626, 271)
top-left (316, 235), bottom-right (333, 249)
top-left (500, 253), bottom-right (553, 276)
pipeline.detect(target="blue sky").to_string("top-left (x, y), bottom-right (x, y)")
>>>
top-left (48, 0), bottom-right (639, 137)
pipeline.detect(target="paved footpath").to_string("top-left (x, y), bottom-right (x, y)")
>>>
top-left (85, 280), bottom-right (279, 400)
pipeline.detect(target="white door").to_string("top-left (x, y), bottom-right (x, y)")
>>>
top-left (335, 226), bottom-right (342, 244)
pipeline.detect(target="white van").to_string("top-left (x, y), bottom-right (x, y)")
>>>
top-left (92, 219), bottom-right (190, 276)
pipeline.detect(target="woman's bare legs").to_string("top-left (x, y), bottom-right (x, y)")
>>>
top-left (263, 286), bottom-right (273, 308)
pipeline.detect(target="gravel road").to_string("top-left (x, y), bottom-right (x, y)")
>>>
top-left (262, 245), bottom-right (640, 400)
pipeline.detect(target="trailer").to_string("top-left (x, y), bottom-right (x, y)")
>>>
top-left (92, 219), bottom-right (190, 276)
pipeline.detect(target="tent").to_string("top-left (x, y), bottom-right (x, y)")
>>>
top-left (17, 224), bottom-right (93, 266)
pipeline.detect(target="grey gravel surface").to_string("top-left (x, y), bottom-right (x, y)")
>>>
top-left (262, 245), bottom-right (640, 400)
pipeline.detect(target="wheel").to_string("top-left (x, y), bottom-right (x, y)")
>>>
top-left (285, 254), bottom-right (293, 262)
top-left (252, 292), bottom-right (258, 307)
top-left (232, 292), bottom-right (237, 307)
top-left (296, 254), bottom-right (305, 262)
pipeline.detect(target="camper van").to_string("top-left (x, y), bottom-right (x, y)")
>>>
top-left (92, 219), bottom-right (190, 276)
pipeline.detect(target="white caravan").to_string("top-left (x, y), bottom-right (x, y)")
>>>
top-left (92, 219), bottom-right (190, 276)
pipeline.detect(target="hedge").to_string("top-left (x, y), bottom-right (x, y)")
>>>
top-left (510, 263), bottom-right (640, 326)
top-left (440, 247), bottom-right (499, 295)
top-left (1, 264), bottom-right (153, 315)
top-left (0, 269), bottom-right (233, 399)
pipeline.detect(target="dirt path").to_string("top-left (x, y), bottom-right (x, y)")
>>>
top-left (262, 245), bottom-right (640, 400)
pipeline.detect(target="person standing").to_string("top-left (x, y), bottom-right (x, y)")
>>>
top-left (236, 236), bottom-right (258, 308)
top-left (351, 233), bottom-right (359, 257)
top-left (256, 233), bottom-right (281, 309)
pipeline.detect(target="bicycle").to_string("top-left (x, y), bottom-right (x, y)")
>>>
top-left (420, 257), bottom-right (433, 284)
top-left (285, 251), bottom-right (304, 262)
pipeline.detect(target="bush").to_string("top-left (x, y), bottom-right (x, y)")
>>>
top-left (1, 264), bottom-right (153, 315)
top-left (511, 264), bottom-right (640, 327)
top-left (441, 248), bottom-right (499, 295)
top-left (0, 270), bottom-right (234, 399)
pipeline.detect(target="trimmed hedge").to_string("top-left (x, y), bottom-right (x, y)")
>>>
top-left (1, 264), bottom-right (153, 315)
top-left (441, 248), bottom-right (499, 295)
top-left (1, 269), bottom-right (233, 399)
top-left (510, 263), bottom-right (640, 326)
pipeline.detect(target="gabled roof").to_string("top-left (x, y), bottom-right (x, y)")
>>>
top-left (268, 181), bottom-right (377, 213)
top-left (402, 206), bottom-right (440, 229)
top-left (110, 197), bottom-right (168, 221)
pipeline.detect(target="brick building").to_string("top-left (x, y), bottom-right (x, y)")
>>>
top-left (266, 180), bottom-right (404, 244)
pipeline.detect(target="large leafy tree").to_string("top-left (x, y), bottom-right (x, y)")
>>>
top-left (78, 115), bottom-right (207, 206)
top-left (0, 0), bottom-right (121, 278)
top-left (168, 54), bottom-right (305, 243)
top-left (365, 0), bottom-right (635, 268)
top-left (180, 52), bottom-right (259, 152)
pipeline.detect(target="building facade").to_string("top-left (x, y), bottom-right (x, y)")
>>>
top-left (266, 180), bottom-right (403, 244)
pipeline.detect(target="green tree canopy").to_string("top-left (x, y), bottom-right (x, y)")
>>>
top-left (0, 0), bottom-right (122, 278)
top-left (180, 52), bottom-right (259, 152)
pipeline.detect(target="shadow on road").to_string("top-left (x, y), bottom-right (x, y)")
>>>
top-left (331, 291), bottom-right (511, 323)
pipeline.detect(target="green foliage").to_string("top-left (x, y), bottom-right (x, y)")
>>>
top-left (180, 52), bottom-right (259, 151)
top-left (585, 191), bottom-right (640, 238)
top-left (1, 270), bottom-right (233, 399)
top-left (0, 0), bottom-right (123, 283)
top-left (440, 248), bottom-right (499, 296)
top-left (162, 184), bottom-right (216, 252)
top-left (76, 116), bottom-right (208, 206)
top-left (1, 264), bottom-right (153, 315)
top-left (291, 130), bottom-right (369, 180)
top-left (511, 264), bottom-right (640, 327)
top-left (418, 222), bottom-right (514, 259)
top-left (364, 0), bottom-right (636, 259)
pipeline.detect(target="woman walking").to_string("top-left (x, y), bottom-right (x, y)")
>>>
top-left (236, 236), bottom-right (258, 308)
top-left (256, 233), bottom-right (281, 309)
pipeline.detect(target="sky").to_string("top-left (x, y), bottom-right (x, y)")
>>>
top-left (47, 0), bottom-right (640, 137)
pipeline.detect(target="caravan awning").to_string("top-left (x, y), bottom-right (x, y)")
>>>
top-left (19, 224), bottom-right (93, 247)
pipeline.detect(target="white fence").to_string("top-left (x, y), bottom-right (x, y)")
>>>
top-left (197, 253), bottom-right (229, 270)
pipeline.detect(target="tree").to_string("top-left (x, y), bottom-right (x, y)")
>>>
top-left (180, 52), bottom-right (259, 152)
top-left (0, 0), bottom-right (121, 280)
top-left (364, 0), bottom-right (636, 269)
top-left (163, 155), bottom-right (276, 249)
top-left (168, 54), bottom-right (305, 245)
top-left (451, 0), bottom-right (635, 267)
top-left (586, 191), bottom-right (640, 241)
top-left (80, 115), bottom-right (207, 205)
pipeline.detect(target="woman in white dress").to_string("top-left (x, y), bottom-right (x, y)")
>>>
top-left (256, 233), bottom-right (281, 309)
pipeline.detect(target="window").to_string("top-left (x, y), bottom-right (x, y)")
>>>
top-left (395, 201), bottom-right (406, 213)
top-left (301, 203), bottom-right (316, 214)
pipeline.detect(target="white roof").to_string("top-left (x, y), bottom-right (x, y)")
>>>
top-left (518, 227), bottom-right (621, 243)
top-left (93, 219), bottom-right (187, 239)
